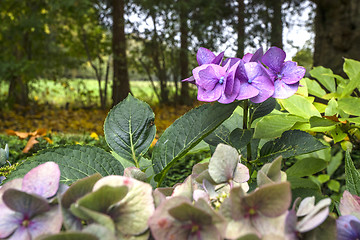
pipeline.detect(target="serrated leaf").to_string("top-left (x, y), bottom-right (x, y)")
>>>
top-left (6, 146), bottom-right (124, 185)
top-left (249, 97), bottom-right (277, 123)
top-left (345, 150), bottom-right (360, 196)
top-left (286, 158), bottom-right (327, 177)
top-left (204, 112), bottom-right (242, 147)
top-left (310, 66), bottom-right (336, 92)
top-left (230, 128), bottom-right (253, 151)
top-left (152, 102), bottom-right (238, 184)
top-left (104, 94), bottom-right (156, 166)
top-left (259, 130), bottom-right (328, 162)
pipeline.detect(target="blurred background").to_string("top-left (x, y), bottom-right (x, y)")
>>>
top-left (0, 0), bottom-right (359, 134)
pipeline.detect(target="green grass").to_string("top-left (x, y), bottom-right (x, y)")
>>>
top-left (0, 78), bottom-right (166, 107)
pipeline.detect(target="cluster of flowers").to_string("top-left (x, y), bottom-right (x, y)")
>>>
top-left (184, 46), bottom-right (306, 104)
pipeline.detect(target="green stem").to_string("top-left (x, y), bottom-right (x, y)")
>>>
top-left (242, 100), bottom-right (252, 161)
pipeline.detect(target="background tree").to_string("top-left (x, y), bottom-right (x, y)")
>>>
top-left (112, 0), bottom-right (130, 106)
top-left (312, 0), bottom-right (360, 75)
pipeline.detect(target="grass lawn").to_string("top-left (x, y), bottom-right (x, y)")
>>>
top-left (1, 78), bottom-right (168, 107)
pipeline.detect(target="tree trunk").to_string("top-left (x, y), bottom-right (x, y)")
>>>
top-left (313, 0), bottom-right (360, 75)
top-left (236, 0), bottom-right (245, 57)
top-left (7, 76), bottom-right (29, 107)
top-left (269, 0), bottom-right (283, 48)
top-left (179, 0), bottom-right (191, 105)
top-left (112, 0), bottom-right (130, 106)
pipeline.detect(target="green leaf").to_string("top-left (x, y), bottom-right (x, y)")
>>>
top-left (287, 176), bottom-right (320, 190)
top-left (330, 127), bottom-right (348, 143)
top-left (317, 174), bottom-right (330, 184)
top-left (204, 112), bottom-right (242, 147)
top-left (36, 232), bottom-right (98, 240)
top-left (303, 78), bottom-right (327, 98)
top-left (327, 151), bottom-right (342, 176)
top-left (249, 98), bottom-right (277, 123)
top-left (327, 180), bottom-right (340, 192)
top-left (259, 130), bottom-right (328, 162)
top-left (278, 94), bottom-right (321, 119)
top-left (104, 94), bottom-right (156, 166)
top-left (344, 58), bottom-right (360, 81)
top-left (152, 102), bottom-right (238, 184)
top-left (338, 97), bottom-right (360, 116)
top-left (229, 128), bottom-right (253, 150)
top-left (6, 146), bottom-right (124, 185)
top-left (286, 158), bottom-right (327, 177)
top-left (310, 66), bottom-right (336, 92)
top-left (345, 150), bottom-right (360, 195)
top-left (254, 114), bottom-right (305, 139)
top-left (309, 117), bottom-right (337, 128)
top-left (325, 98), bottom-right (338, 116)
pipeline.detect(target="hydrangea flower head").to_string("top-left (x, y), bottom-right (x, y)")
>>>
top-left (261, 46), bottom-right (306, 99)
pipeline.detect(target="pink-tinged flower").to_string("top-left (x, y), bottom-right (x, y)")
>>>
top-left (183, 47), bottom-right (224, 84)
top-left (0, 162), bottom-right (62, 239)
top-left (235, 60), bottom-right (274, 103)
top-left (339, 190), bottom-right (360, 219)
top-left (261, 47), bottom-right (306, 99)
top-left (192, 62), bottom-right (240, 104)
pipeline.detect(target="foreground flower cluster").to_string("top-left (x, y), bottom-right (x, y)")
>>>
top-left (184, 47), bottom-right (306, 103)
top-left (1, 144), bottom-right (350, 240)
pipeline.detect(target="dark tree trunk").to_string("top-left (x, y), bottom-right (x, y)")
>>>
top-left (313, 0), bottom-right (360, 75)
top-left (236, 0), bottom-right (245, 57)
top-left (269, 0), bottom-right (283, 48)
top-left (112, 0), bottom-right (130, 106)
top-left (179, 0), bottom-right (191, 105)
top-left (7, 76), bottom-right (29, 107)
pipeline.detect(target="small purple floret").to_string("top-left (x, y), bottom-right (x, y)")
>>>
top-left (261, 46), bottom-right (305, 99)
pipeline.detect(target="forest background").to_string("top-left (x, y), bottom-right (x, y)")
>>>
top-left (0, 0), bottom-right (359, 135)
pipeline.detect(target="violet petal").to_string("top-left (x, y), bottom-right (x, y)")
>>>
top-left (197, 47), bottom-right (215, 66)
top-left (272, 81), bottom-right (299, 99)
top-left (193, 64), bottom-right (224, 91)
top-left (212, 51), bottom-right (225, 65)
top-left (236, 81), bottom-right (260, 100)
top-left (7, 226), bottom-right (31, 240)
top-left (281, 61), bottom-right (306, 85)
top-left (262, 47), bottom-right (286, 73)
top-left (197, 84), bottom-right (223, 102)
top-left (250, 48), bottom-right (264, 62)
top-left (250, 76), bottom-right (275, 103)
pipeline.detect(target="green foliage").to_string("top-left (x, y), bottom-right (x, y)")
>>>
top-left (104, 94), bottom-right (156, 167)
top-left (152, 101), bottom-right (238, 185)
top-left (6, 145), bottom-right (124, 185)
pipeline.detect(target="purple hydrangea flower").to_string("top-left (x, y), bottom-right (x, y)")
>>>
top-left (261, 46), bottom-right (306, 99)
top-left (337, 215), bottom-right (360, 240)
top-left (183, 47), bottom-right (224, 84)
top-left (192, 61), bottom-right (240, 104)
top-left (235, 60), bottom-right (274, 103)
